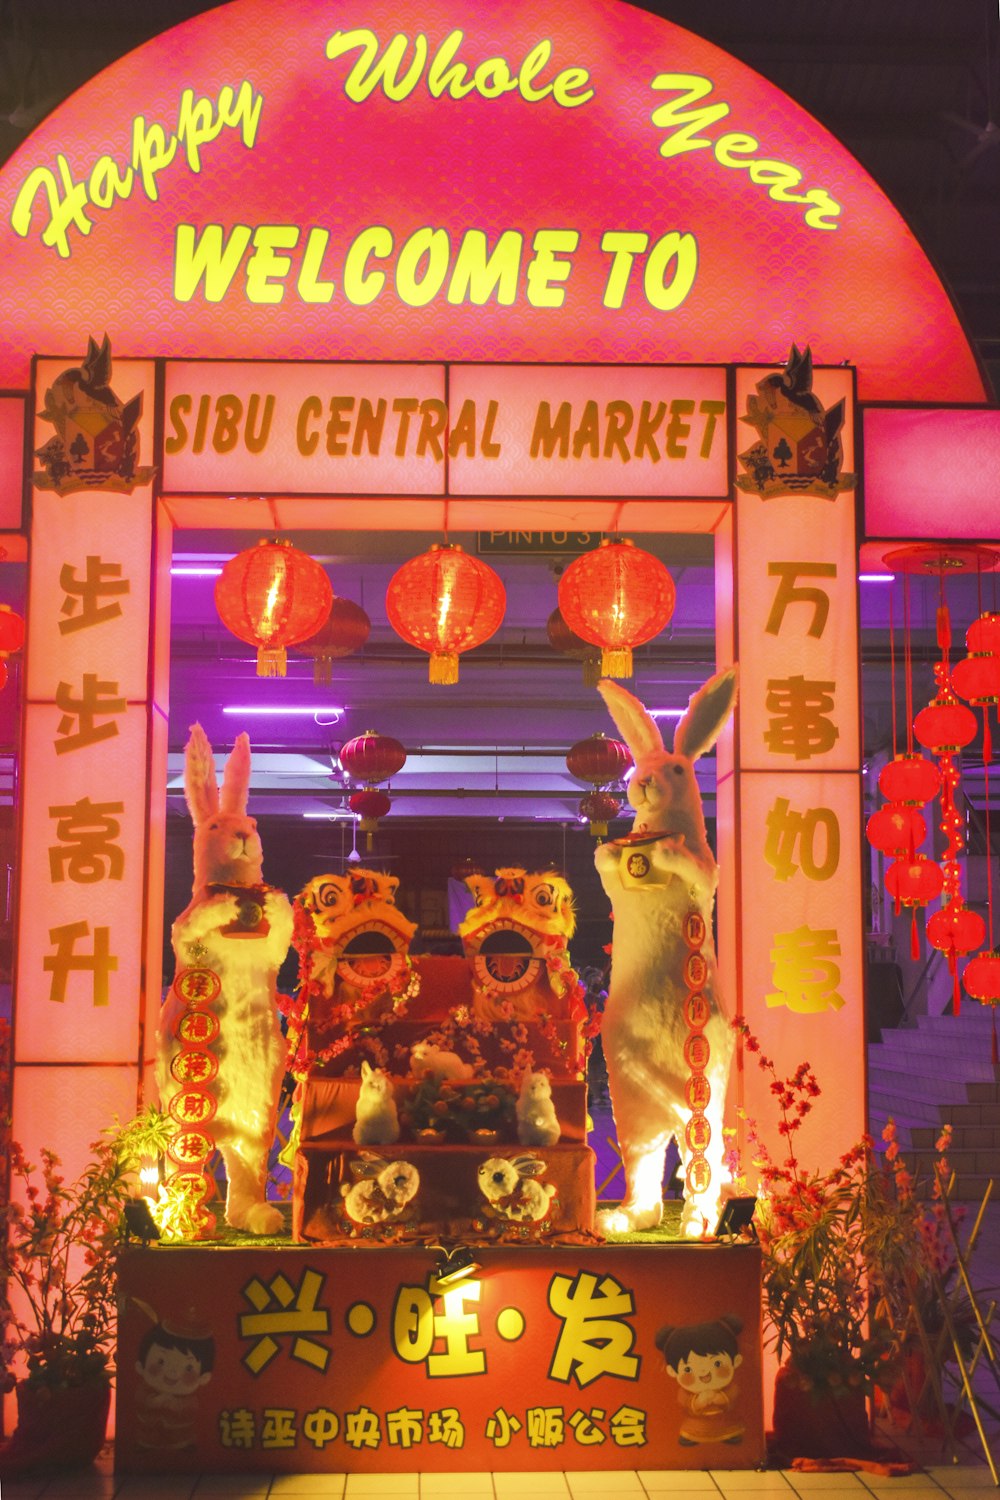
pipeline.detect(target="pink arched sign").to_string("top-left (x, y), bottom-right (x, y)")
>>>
top-left (0, 0), bottom-right (985, 400)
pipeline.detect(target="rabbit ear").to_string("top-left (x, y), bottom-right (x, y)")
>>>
top-left (184, 723), bottom-right (219, 824)
top-left (673, 667), bottom-right (739, 762)
top-left (220, 733), bottom-right (251, 816)
top-left (596, 679), bottom-right (663, 761)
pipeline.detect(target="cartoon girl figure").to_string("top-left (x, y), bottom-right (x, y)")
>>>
top-left (133, 1306), bottom-right (216, 1450)
top-left (655, 1314), bottom-right (745, 1446)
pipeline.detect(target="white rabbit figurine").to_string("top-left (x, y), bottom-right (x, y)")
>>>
top-left (478, 1154), bottom-right (556, 1222)
top-left (409, 1042), bottom-right (474, 1082)
top-left (157, 724), bottom-right (293, 1235)
top-left (353, 1060), bottom-right (401, 1145)
top-left (594, 669), bottom-right (738, 1239)
top-left (341, 1155), bottom-right (419, 1225)
top-left (516, 1069), bottom-right (561, 1147)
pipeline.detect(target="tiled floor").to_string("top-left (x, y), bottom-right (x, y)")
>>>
top-left (3, 1453), bottom-right (1000, 1500)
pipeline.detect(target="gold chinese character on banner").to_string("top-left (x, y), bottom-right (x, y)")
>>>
top-left (764, 797), bottom-right (840, 881)
top-left (48, 797), bottom-right (125, 882)
top-left (765, 562), bottom-right (836, 638)
top-left (764, 676), bottom-right (838, 760)
top-left (54, 674), bottom-right (126, 754)
top-left (43, 919), bottom-right (117, 1006)
top-left (767, 924), bottom-right (844, 1013)
top-left (59, 555), bottom-right (130, 634)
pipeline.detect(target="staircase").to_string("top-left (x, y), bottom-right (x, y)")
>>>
top-left (868, 1006), bottom-right (1000, 1201)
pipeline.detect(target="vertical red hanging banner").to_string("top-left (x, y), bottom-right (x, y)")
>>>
top-left (13, 349), bottom-right (163, 1183)
top-left (732, 359), bottom-right (865, 1172)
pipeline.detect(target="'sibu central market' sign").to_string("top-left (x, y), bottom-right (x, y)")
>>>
top-left (162, 362), bottom-right (729, 497)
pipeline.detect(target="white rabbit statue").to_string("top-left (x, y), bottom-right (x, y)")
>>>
top-left (594, 669), bottom-right (738, 1239)
top-left (353, 1060), bottom-right (400, 1145)
top-left (516, 1069), bottom-right (561, 1147)
top-left (158, 724), bottom-right (293, 1235)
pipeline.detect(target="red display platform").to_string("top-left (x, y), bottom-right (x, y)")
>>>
top-left (116, 1240), bottom-right (764, 1473)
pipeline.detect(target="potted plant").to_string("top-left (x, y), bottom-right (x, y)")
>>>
top-left (732, 1022), bottom-right (961, 1460)
top-left (0, 1107), bottom-right (172, 1477)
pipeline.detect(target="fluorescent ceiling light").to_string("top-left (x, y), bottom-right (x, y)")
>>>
top-left (650, 708), bottom-right (684, 719)
top-left (223, 706), bottom-right (344, 718)
top-left (171, 565), bottom-right (223, 576)
top-left (858, 574), bottom-right (895, 582)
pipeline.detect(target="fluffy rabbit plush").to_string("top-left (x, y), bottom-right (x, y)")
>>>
top-left (409, 1042), bottom-right (474, 1083)
top-left (157, 724), bottom-right (293, 1235)
top-left (353, 1060), bottom-right (400, 1145)
top-left (341, 1156), bottom-right (420, 1225)
top-left (516, 1070), bottom-right (561, 1147)
top-left (478, 1154), bottom-right (556, 1222)
top-left (594, 669), bottom-right (738, 1239)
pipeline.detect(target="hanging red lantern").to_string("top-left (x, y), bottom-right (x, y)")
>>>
top-left (927, 900), bottom-right (985, 1014)
top-left (348, 787), bottom-right (392, 849)
top-left (339, 730), bottom-right (407, 786)
top-left (295, 597), bottom-right (371, 683)
top-left (579, 789), bottom-right (622, 838)
top-left (566, 732), bottom-right (633, 788)
top-left (547, 607), bottom-right (602, 687)
top-left (0, 604), bottom-right (25, 656)
top-left (214, 538), bottom-right (333, 677)
top-left (386, 543), bottom-right (505, 684)
top-left (885, 854), bottom-right (944, 960)
top-left (865, 804), bottom-right (926, 858)
top-left (557, 537), bottom-right (675, 679)
top-left (962, 949), bottom-right (1000, 1064)
top-left (966, 613), bottom-right (1000, 656)
top-left (877, 753), bottom-right (940, 807)
top-left (951, 612), bottom-right (1000, 764)
top-left (913, 695), bottom-right (977, 754)
top-left (340, 730), bottom-right (406, 849)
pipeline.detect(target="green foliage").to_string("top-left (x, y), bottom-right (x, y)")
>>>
top-left (0, 1107), bottom-right (171, 1392)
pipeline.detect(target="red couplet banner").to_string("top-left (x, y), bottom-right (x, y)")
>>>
top-left (117, 1242), bottom-right (764, 1474)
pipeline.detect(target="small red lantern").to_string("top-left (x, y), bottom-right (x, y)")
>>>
top-left (0, 604), bottom-right (25, 656)
top-left (296, 597), bottom-right (371, 683)
top-left (566, 733), bottom-right (633, 788)
top-left (950, 652), bottom-right (1000, 706)
top-left (215, 538), bottom-right (333, 676)
top-left (913, 696), bottom-right (977, 754)
top-left (348, 787), bottom-right (392, 848)
top-left (340, 730), bottom-right (406, 848)
top-left (339, 730), bottom-right (407, 786)
top-left (885, 854), bottom-right (944, 960)
top-left (547, 607), bottom-right (602, 687)
top-left (885, 854), bottom-right (944, 909)
top-left (927, 900), bottom-right (985, 1014)
top-left (966, 613), bottom-right (1000, 656)
top-left (386, 543), bottom-right (505, 684)
top-left (962, 948), bottom-right (1000, 1062)
top-left (579, 789), bottom-right (622, 838)
top-left (865, 804), bottom-right (926, 858)
top-left (877, 753), bottom-right (940, 807)
top-left (557, 537), bottom-right (675, 679)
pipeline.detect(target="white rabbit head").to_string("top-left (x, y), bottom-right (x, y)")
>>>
top-left (597, 669), bottom-right (738, 858)
top-left (518, 1070), bottom-right (552, 1105)
top-left (184, 722), bottom-right (264, 892)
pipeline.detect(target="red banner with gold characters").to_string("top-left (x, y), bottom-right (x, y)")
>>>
top-left (117, 1243), bottom-right (763, 1474)
top-left (732, 360), bottom-right (864, 1172)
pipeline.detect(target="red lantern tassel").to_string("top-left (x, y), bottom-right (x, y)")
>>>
top-left (936, 603), bottom-right (951, 656)
top-left (984, 708), bottom-right (992, 766)
top-left (910, 910), bottom-right (920, 961)
top-left (257, 644), bottom-right (287, 677)
top-left (951, 956), bottom-right (961, 1016)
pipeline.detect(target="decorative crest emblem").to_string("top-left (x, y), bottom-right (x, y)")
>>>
top-left (736, 344), bottom-right (855, 500)
top-left (33, 335), bottom-right (156, 495)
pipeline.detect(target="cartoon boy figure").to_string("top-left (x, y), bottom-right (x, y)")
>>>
top-left (134, 1312), bottom-right (215, 1450)
top-left (655, 1314), bottom-right (745, 1446)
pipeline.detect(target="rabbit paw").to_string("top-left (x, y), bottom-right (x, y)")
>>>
top-left (232, 1200), bottom-right (286, 1236)
top-left (596, 1203), bottom-right (663, 1237)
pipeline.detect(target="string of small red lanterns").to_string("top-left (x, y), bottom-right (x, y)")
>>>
top-left (566, 732), bottom-right (633, 837)
top-left (339, 729), bottom-right (407, 849)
